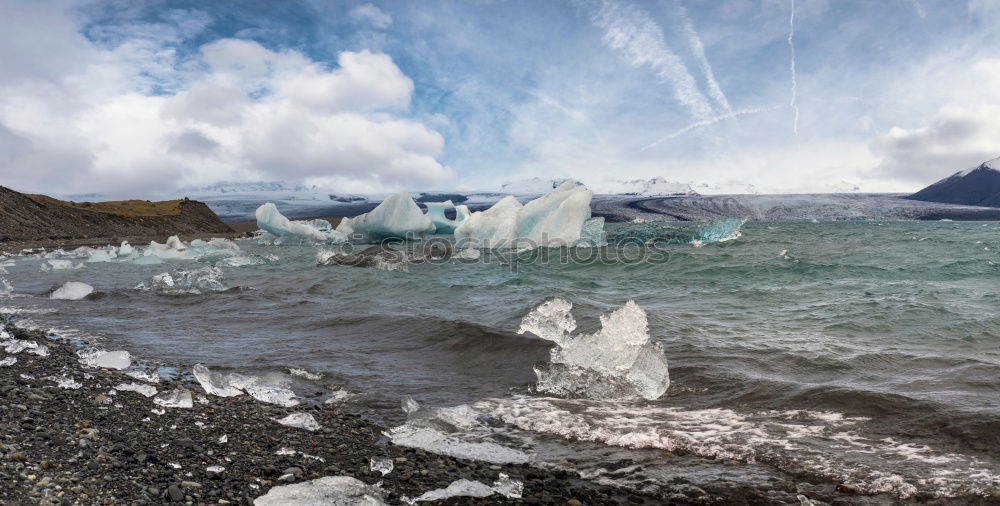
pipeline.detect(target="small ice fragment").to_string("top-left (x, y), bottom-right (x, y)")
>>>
top-left (369, 457), bottom-right (394, 475)
top-left (154, 388), bottom-right (194, 409)
top-left (50, 281), bottom-right (94, 300)
top-left (27, 344), bottom-right (49, 357)
top-left (169, 462), bottom-right (182, 469)
top-left (275, 447), bottom-right (296, 456)
top-left (206, 465), bottom-right (225, 475)
top-left (402, 396), bottom-right (420, 415)
top-left (288, 368), bottom-right (323, 380)
top-left (493, 473), bottom-right (524, 498)
top-left (412, 479), bottom-right (495, 502)
top-left (275, 412), bottom-right (321, 431)
top-left (192, 364), bottom-right (244, 397)
top-left (125, 368), bottom-right (161, 383)
top-left (246, 383), bottom-right (298, 407)
top-left (78, 349), bottom-right (132, 370)
top-left (218, 434), bottom-right (228, 444)
top-left (253, 476), bottom-right (386, 506)
top-left (115, 382), bottom-right (157, 397)
top-left (56, 375), bottom-right (83, 389)
top-left (324, 389), bottom-right (355, 404)
top-left (0, 357), bottom-right (16, 367)
top-left (151, 408), bottom-right (166, 415)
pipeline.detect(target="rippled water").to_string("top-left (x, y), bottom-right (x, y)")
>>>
top-left (2, 221), bottom-right (1000, 499)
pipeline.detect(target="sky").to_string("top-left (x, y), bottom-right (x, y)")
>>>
top-left (0, 0), bottom-right (999, 198)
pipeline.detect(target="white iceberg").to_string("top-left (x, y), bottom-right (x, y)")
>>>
top-left (253, 476), bottom-right (386, 506)
top-left (453, 196), bottom-right (523, 249)
top-left (336, 192), bottom-right (435, 241)
top-left (256, 203), bottom-right (346, 242)
top-left (423, 200), bottom-right (470, 234)
top-left (50, 281), bottom-right (94, 300)
top-left (41, 259), bottom-right (83, 271)
top-left (144, 236), bottom-right (194, 261)
top-left (154, 388), bottom-right (194, 408)
top-left (118, 241), bottom-right (134, 256)
top-left (276, 412), bottom-right (321, 431)
top-left (518, 299), bottom-right (670, 401)
top-left (78, 349), bottom-right (132, 370)
top-left (515, 179), bottom-right (593, 247)
top-left (87, 248), bottom-right (117, 263)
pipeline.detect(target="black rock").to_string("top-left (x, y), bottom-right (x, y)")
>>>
top-left (167, 484), bottom-right (183, 502)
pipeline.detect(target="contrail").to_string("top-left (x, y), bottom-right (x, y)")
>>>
top-left (788, 0), bottom-right (799, 136)
top-left (636, 105), bottom-right (783, 152)
top-left (586, 0), bottom-right (714, 120)
top-left (675, 0), bottom-right (732, 116)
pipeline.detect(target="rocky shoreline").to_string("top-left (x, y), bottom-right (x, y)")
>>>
top-left (0, 317), bottom-right (702, 506)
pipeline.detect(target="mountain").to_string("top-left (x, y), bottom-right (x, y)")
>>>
top-left (0, 186), bottom-right (232, 243)
top-left (907, 157), bottom-right (1000, 207)
top-left (598, 177), bottom-right (698, 196)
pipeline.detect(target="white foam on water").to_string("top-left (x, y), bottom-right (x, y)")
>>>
top-left (289, 368), bottom-right (323, 380)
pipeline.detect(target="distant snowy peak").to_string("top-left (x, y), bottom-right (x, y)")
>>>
top-left (907, 156), bottom-right (1000, 208)
top-left (599, 177), bottom-right (698, 196)
top-left (184, 181), bottom-right (318, 194)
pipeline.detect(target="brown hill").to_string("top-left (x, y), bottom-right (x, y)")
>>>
top-left (0, 186), bottom-right (233, 243)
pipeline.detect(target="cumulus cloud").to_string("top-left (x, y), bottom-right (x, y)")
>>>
top-left (350, 3), bottom-right (393, 30)
top-left (0, 6), bottom-right (448, 197)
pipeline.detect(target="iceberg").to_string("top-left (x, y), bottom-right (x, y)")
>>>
top-left (50, 281), bottom-right (94, 300)
top-left (253, 476), bottom-right (386, 506)
top-left (515, 179), bottom-right (593, 247)
top-left (118, 241), bottom-right (134, 257)
top-left (518, 299), bottom-right (670, 401)
top-left (41, 259), bottom-right (84, 271)
top-left (87, 248), bottom-right (117, 263)
top-left (453, 196), bottom-right (523, 249)
top-left (336, 192), bottom-right (435, 241)
top-left (423, 200), bottom-right (470, 234)
top-left (255, 203), bottom-right (346, 242)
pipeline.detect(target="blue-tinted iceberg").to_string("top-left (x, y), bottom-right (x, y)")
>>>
top-left (256, 203), bottom-right (346, 242)
top-left (337, 192), bottom-right (435, 241)
top-left (423, 200), bottom-right (471, 234)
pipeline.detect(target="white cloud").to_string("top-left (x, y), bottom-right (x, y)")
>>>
top-left (0, 7), bottom-right (449, 197)
top-left (350, 3), bottom-right (393, 30)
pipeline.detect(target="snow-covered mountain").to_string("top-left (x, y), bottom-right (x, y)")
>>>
top-left (907, 156), bottom-right (1000, 207)
top-left (500, 178), bottom-right (579, 195)
top-left (596, 177), bottom-right (698, 196)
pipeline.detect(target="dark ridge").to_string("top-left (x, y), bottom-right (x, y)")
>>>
top-left (906, 158), bottom-right (1000, 207)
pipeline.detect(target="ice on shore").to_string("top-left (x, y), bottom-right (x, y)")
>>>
top-left (336, 192), bottom-right (435, 241)
top-left (78, 349), bottom-right (132, 370)
top-left (193, 364), bottom-right (246, 397)
top-left (256, 203), bottom-right (347, 242)
top-left (154, 388), bottom-right (194, 408)
top-left (246, 383), bottom-right (299, 407)
top-left (423, 200), bottom-right (470, 234)
top-left (115, 382), bottom-right (158, 397)
top-left (50, 281), bottom-right (94, 300)
top-left (276, 412), bottom-right (321, 431)
top-left (56, 375), bottom-right (83, 389)
top-left (3, 339), bottom-right (48, 356)
top-left (387, 425), bottom-right (530, 464)
top-left (518, 299), bottom-right (670, 401)
top-left (0, 357), bottom-right (16, 366)
top-left (410, 474), bottom-right (523, 502)
top-left (253, 476), bottom-right (386, 506)
top-left (369, 457), bottom-right (394, 475)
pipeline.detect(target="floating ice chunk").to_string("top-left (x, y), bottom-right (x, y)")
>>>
top-left (518, 299), bottom-right (669, 401)
top-left (216, 254), bottom-right (278, 267)
top-left (369, 457), bottom-right (393, 475)
top-left (56, 375), bottom-right (82, 389)
top-left (289, 368), bottom-right (323, 380)
top-left (78, 349), bottom-right (132, 370)
top-left (317, 245), bottom-right (409, 272)
top-left (276, 412), bottom-right (321, 431)
top-left (0, 276), bottom-right (11, 296)
top-left (454, 196), bottom-right (523, 249)
top-left (50, 281), bottom-right (94, 300)
top-left (423, 201), bottom-right (470, 234)
top-left (324, 389), bottom-right (356, 404)
top-left (256, 203), bottom-right (347, 242)
top-left (0, 357), bottom-right (16, 366)
top-left (516, 179), bottom-right (593, 247)
top-left (154, 388), bottom-right (194, 408)
top-left (115, 382), bottom-right (157, 397)
top-left (402, 396), bottom-right (420, 415)
top-left (578, 217), bottom-right (607, 247)
top-left (387, 425), bottom-right (530, 464)
top-left (144, 236), bottom-right (194, 260)
top-left (118, 241), bottom-right (134, 257)
top-left (87, 248), bottom-right (117, 263)
top-left (246, 383), bottom-right (299, 407)
top-left (336, 192), bottom-right (435, 241)
top-left (135, 267), bottom-right (227, 294)
top-left (193, 364), bottom-right (245, 397)
top-left (253, 476), bottom-right (386, 506)
top-left (41, 259), bottom-right (84, 271)
top-left (412, 479), bottom-right (495, 502)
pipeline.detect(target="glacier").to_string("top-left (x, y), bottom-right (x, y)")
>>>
top-left (336, 192), bottom-right (435, 241)
top-left (256, 202), bottom-right (346, 242)
top-left (518, 299), bottom-right (670, 401)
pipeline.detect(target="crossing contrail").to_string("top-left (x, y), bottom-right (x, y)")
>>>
top-left (636, 105), bottom-right (783, 152)
top-left (675, 0), bottom-right (732, 116)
